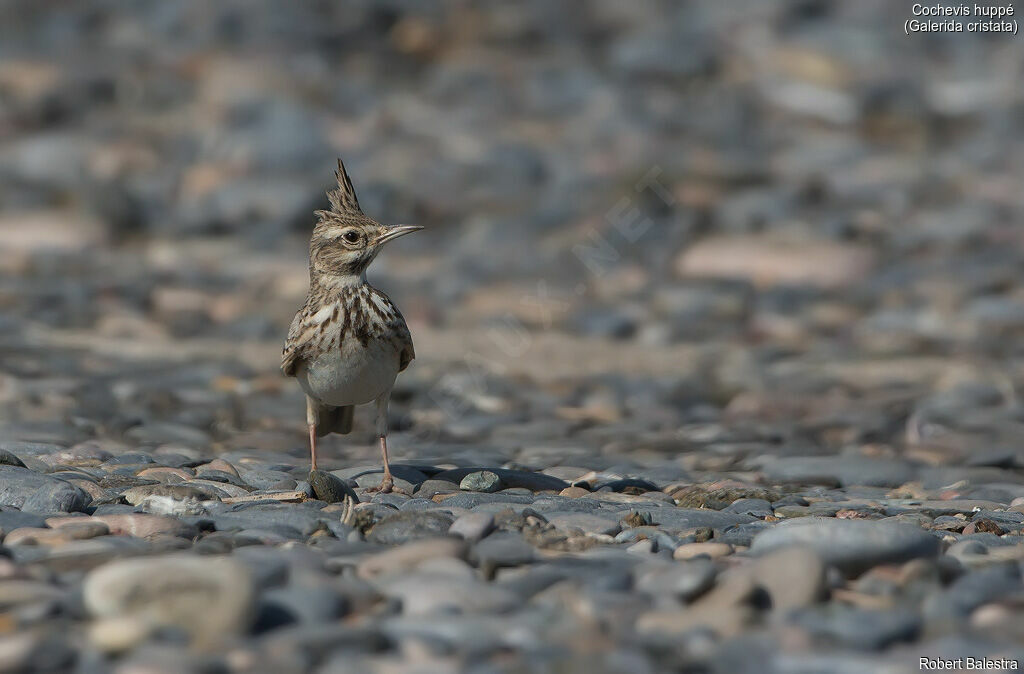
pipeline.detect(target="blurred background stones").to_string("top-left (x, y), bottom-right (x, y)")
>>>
top-left (1, 1), bottom-right (1024, 673)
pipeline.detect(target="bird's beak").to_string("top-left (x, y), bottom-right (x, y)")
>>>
top-left (375, 224), bottom-right (423, 246)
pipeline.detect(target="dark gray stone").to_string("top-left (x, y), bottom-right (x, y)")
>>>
top-left (308, 470), bottom-right (359, 504)
top-left (751, 518), bottom-right (941, 575)
top-left (432, 468), bottom-right (568, 492)
top-left (0, 466), bottom-right (90, 513)
top-left (366, 511), bottom-right (454, 544)
top-left (763, 457), bottom-right (916, 488)
top-left (790, 605), bottom-right (920, 650)
top-left (0, 449), bottom-right (27, 468)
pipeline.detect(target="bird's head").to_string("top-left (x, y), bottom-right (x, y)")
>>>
top-left (309, 159), bottom-right (421, 280)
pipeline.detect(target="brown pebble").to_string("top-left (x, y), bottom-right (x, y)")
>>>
top-left (963, 519), bottom-right (1003, 535)
top-left (559, 486), bottom-right (590, 498)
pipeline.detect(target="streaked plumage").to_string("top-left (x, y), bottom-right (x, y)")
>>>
top-left (281, 159), bottom-right (420, 491)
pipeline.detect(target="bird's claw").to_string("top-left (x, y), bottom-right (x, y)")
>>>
top-left (365, 475), bottom-right (395, 494)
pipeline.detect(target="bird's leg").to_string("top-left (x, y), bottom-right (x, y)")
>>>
top-left (306, 397), bottom-right (318, 472)
top-left (309, 424), bottom-right (318, 472)
top-left (366, 391), bottom-right (405, 494)
top-left (377, 435), bottom-right (394, 494)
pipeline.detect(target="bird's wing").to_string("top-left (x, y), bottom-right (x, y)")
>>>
top-left (369, 287), bottom-right (415, 372)
top-left (395, 315), bottom-right (415, 372)
top-left (282, 299), bottom-right (334, 376)
top-left (281, 307), bottom-right (308, 376)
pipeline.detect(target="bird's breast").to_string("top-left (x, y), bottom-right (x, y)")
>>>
top-left (297, 330), bottom-right (400, 407)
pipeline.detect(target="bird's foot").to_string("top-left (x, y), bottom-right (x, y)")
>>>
top-left (365, 474), bottom-right (395, 494)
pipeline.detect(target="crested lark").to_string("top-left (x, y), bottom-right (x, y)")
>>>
top-left (282, 159), bottom-right (420, 493)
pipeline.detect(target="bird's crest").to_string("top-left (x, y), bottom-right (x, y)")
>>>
top-left (317, 158), bottom-right (362, 220)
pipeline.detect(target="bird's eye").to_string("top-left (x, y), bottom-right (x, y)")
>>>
top-left (342, 231), bottom-right (360, 244)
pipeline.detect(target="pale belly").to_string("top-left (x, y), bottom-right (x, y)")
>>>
top-left (296, 339), bottom-right (400, 406)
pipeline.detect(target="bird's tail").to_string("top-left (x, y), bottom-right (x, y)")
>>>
top-left (310, 401), bottom-right (354, 437)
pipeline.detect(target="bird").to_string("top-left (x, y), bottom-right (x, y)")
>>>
top-left (282, 158), bottom-right (420, 493)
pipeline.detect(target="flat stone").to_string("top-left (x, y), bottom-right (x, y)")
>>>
top-left (122, 484), bottom-right (222, 505)
top-left (83, 554), bottom-right (255, 648)
top-left (4, 522), bottom-right (109, 545)
top-left (763, 457), bottom-right (916, 488)
top-left (545, 512), bottom-right (621, 536)
top-left (333, 465), bottom-right (428, 488)
top-left (0, 509), bottom-right (47, 536)
top-left (448, 512), bottom-right (495, 542)
top-left (751, 518), bottom-right (941, 575)
top-left (0, 466), bottom-right (90, 513)
top-left (636, 559), bottom-right (717, 601)
top-left (471, 531), bottom-right (536, 572)
top-left (414, 479), bottom-right (460, 498)
top-left (47, 514), bottom-right (197, 540)
top-left (673, 542), bottom-right (734, 561)
top-left (433, 467), bottom-right (568, 492)
top-left (642, 508), bottom-right (757, 531)
top-left (366, 511), bottom-right (454, 544)
top-left (747, 546), bottom-right (827, 611)
top-left (357, 538), bottom-right (467, 579)
top-left (377, 573), bottom-right (520, 615)
top-left (790, 605), bottom-right (921, 650)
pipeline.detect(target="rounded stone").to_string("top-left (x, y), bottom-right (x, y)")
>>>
top-left (750, 518), bottom-right (941, 576)
top-left (308, 470), bottom-right (359, 504)
top-left (83, 554), bottom-right (255, 647)
top-left (460, 470), bottom-right (502, 493)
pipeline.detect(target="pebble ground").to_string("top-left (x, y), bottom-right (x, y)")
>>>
top-left (1, 2), bottom-right (1023, 673)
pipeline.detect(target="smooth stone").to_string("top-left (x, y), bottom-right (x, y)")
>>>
top-left (790, 605), bottom-right (921, 650)
top-left (545, 512), bottom-right (621, 536)
top-left (637, 572), bottom-right (760, 637)
top-left (448, 512), bottom-right (495, 542)
top-left (432, 467), bottom-right (568, 492)
top-left (636, 559), bottom-right (717, 602)
top-left (594, 478), bottom-right (659, 493)
top-left (47, 514), bottom-right (197, 540)
top-left (0, 466), bottom-right (89, 513)
top-left (0, 509), bottom-right (48, 536)
top-left (764, 457), bottom-right (916, 488)
top-left (333, 465), bottom-right (428, 487)
top-left (471, 532), bottom-right (536, 572)
top-left (135, 467), bottom-right (194, 483)
top-left (377, 573), bottom-right (521, 615)
top-left (747, 547), bottom-right (827, 610)
top-left (308, 470), bottom-right (359, 504)
top-left (434, 493), bottom-right (537, 509)
top-left (751, 518), bottom-right (941, 575)
top-left (414, 479), bottom-right (460, 498)
top-left (0, 449), bottom-right (27, 468)
top-left (256, 586), bottom-right (346, 630)
top-left (642, 509), bottom-right (757, 531)
top-left (211, 505), bottom-right (328, 538)
top-left (4, 522), bottom-right (109, 545)
top-left (366, 511), bottom-right (454, 544)
top-left (924, 564), bottom-right (1022, 620)
top-left (723, 498), bottom-right (774, 518)
top-left (83, 554), bottom-right (255, 647)
top-left (673, 542), bottom-right (734, 561)
top-left (357, 538), bottom-right (467, 579)
top-left (122, 484), bottom-right (221, 505)
top-left (460, 470), bottom-right (503, 493)
top-left (714, 521), bottom-right (774, 547)
top-left (187, 479), bottom-right (249, 498)
top-left (88, 615), bottom-right (153, 654)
